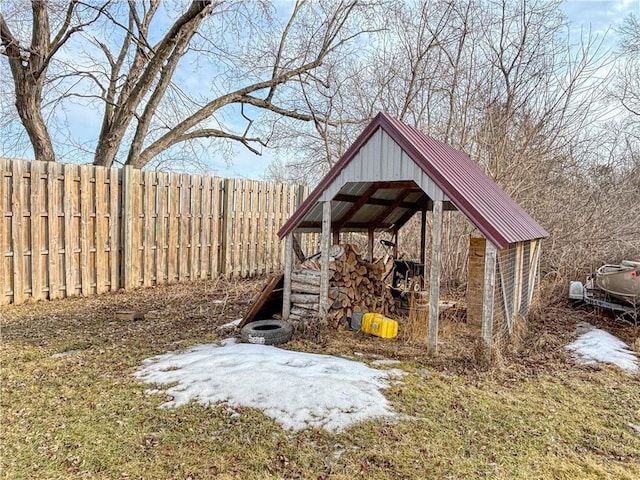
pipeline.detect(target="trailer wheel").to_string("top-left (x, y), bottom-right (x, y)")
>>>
top-left (240, 319), bottom-right (293, 345)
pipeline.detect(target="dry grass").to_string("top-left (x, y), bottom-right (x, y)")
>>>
top-left (2, 278), bottom-right (640, 479)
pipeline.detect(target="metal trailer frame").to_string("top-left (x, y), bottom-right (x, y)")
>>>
top-left (569, 277), bottom-right (638, 321)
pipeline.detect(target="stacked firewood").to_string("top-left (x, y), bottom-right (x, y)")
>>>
top-left (289, 244), bottom-right (396, 328)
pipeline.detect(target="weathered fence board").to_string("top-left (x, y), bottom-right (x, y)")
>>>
top-left (0, 159), bottom-right (316, 305)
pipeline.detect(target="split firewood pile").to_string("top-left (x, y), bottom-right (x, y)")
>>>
top-left (289, 243), bottom-right (397, 329)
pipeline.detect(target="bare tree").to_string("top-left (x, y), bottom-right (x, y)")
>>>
top-left (267, 0), bottom-right (630, 285)
top-left (0, 1), bottom-right (106, 161)
top-left (1, 0), bottom-right (371, 168)
top-left (614, 13), bottom-right (640, 117)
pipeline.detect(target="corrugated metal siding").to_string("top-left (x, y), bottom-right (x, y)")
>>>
top-left (320, 130), bottom-right (448, 203)
top-left (279, 112), bottom-right (548, 248)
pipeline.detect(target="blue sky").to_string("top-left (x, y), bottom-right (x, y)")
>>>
top-left (561, 0), bottom-right (639, 35)
top-left (235, 0), bottom-right (640, 180)
top-left (2, 0), bottom-right (638, 180)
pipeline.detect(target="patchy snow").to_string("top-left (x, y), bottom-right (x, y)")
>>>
top-left (216, 318), bottom-right (242, 330)
top-left (566, 322), bottom-right (638, 374)
top-left (134, 339), bottom-right (403, 432)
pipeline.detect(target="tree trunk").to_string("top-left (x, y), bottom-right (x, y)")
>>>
top-left (14, 81), bottom-right (55, 162)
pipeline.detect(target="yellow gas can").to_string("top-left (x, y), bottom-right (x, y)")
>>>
top-left (361, 313), bottom-right (398, 339)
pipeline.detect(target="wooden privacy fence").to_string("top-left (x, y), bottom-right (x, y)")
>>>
top-left (0, 159), bottom-right (317, 305)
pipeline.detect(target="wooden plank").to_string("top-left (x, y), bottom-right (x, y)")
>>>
top-left (240, 180), bottom-right (251, 277)
top-left (29, 161), bottom-right (43, 300)
top-left (286, 184), bottom-right (296, 266)
top-left (512, 242), bottom-right (524, 322)
top-left (272, 182), bottom-right (283, 271)
top-left (210, 177), bottom-right (221, 277)
top-left (132, 168), bottom-right (143, 288)
top-left (179, 173), bottom-right (190, 280)
top-left (519, 240), bottom-right (531, 317)
top-left (333, 184), bottom-right (378, 231)
top-left (143, 170), bottom-right (155, 287)
top-left (0, 159), bottom-right (10, 304)
top-left (482, 241), bottom-right (498, 348)
top-left (188, 174), bottom-right (199, 280)
top-left (240, 273), bottom-right (284, 328)
top-left (256, 182), bottom-right (267, 274)
top-left (94, 166), bottom-right (107, 294)
top-left (283, 234), bottom-right (293, 320)
top-left (108, 167), bottom-right (120, 291)
top-left (232, 180), bottom-right (243, 277)
top-left (79, 165), bottom-right (91, 295)
top-left (63, 163), bottom-right (76, 298)
top-left (263, 181), bottom-right (274, 273)
top-left (156, 172), bottom-right (168, 285)
top-left (427, 200), bottom-right (443, 355)
top-left (200, 175), bottom-right (212, 279)
top-left (249, 180), bottom-right (259, 276)
top-left (221, 178), bottom-right (232, 276)
top-left (167, 173), bottom-right (179, 283)
top-left (11, 161), bottom-right (25, 303)
top-left (47, 163), bottom-right (62, 299)
top-left (319, 201), bottom-right (332, 318)
top-left (122, 166), bottom-right (135, 289)
top-left (292, 235), bottom-right (305, 262)
top-left (528, 240), bottom-right (542, 305)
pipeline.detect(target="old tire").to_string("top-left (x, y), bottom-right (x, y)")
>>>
top-left (240, 319), bottom-right (293, 345)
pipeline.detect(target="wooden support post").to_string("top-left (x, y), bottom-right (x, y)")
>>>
top-left (367, 227), bottom-right (374, 262)
top-left (482, 241), bottom-right (498, 348)
top-left (319, 201), bottom-right (331, 318)
top-left (282, 233), bottom-right (293, 320)
top-left (420, 209), bottom-right (427, 266)
top-left (427, 200), bottom-right (443, 355)
top-left (332, 229), bottom-right (340, 245)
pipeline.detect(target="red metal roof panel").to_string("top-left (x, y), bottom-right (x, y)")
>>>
top-left (279, 112), bottom-right (549, 248)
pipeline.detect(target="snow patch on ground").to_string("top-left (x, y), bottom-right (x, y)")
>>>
top-left (135, 339), bottom-right (403, 432)
top-left (566, 322), bottom-right (638, 374)
top-left (216, 318), bottom-right (242, 330)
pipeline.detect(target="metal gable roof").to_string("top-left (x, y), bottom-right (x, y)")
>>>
top-left (278, 112), bottom-right (549, 248)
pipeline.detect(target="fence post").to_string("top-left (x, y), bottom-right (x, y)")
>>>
top-left (122, 165), bottom-right (134, 289)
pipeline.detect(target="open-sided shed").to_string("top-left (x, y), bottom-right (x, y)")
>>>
top-left (278, 112), bottom-right (548, 353)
